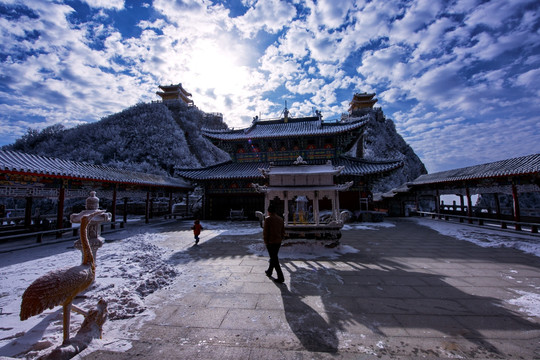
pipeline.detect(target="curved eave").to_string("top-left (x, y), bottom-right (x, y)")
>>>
top-left (177, 156), bottom-right (404, 181)
top-left (0, 168), bottom-right (191, 189)
top-left (410, 172), bottom-right (539, 186)
top-left (202, 118), bottom-right (368, 142)
top-left (176, 161), bottom-right (265, 181)
top-left (336, 156), bottom-right (404, 176)
top-left (0, 151), bottom-right (192, 189)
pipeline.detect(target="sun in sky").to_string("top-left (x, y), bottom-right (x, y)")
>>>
top-left (0, 0), bottom-right (539, 172)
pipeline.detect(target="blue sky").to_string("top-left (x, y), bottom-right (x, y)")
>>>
top-left (0, 0), bottom-right (539, 173)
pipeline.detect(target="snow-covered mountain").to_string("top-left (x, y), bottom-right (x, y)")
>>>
top-left (3, 101), bottom-right (230, 176)
top-left (3, 102), bottom-right (426, 192)
top-left (345, 108), bottom-right (427, 193)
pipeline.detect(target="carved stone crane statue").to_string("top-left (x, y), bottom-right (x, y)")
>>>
top-left (20, 210), bottom-right (104, 344)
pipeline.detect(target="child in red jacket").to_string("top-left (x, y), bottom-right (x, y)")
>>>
top-left (192, 219), bottom-right (203, 245)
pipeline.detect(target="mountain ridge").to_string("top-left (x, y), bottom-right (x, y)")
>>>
top-left (2, 101), bottom-right (427, 193)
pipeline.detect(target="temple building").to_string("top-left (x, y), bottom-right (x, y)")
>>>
top-left (156, 83), bottom-right (194, 105)
top-left (176, 94), bottom-right (404, 220)
top-left (348, 92), bottom-right (377, 116)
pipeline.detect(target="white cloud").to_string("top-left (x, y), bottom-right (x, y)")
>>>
top-left (0, 0), bottom-right (539, 175)
top-left (357, 45), bottom-right (409, 83)
top-left (305, 0), bottom-right (355, 29)
top-left (514, 68), bottom-right (540, 88)
top-left (285, 77), bottom-right (324, 94)
top-left (79, 0), bottom-right (124, 10)
top-left (278, 24), bottom-right (311, 59)
top-left (464, 0), bottom-right (535, 29)
top-left (389, 0), bottom-right (444, 44)
top-left (234, 0), bottom-right (297, 38)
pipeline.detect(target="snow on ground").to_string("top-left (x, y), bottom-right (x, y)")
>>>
top-left (412, 217), bottom-right (540, 318)
top-left (0, 228), bottom-right (178, 359)
top-left (411, 217), bottom-right (540, 257)
top-left (0, 218), bottom-right (539, 358)
top-left (342, 222), bottom-right (396, 231)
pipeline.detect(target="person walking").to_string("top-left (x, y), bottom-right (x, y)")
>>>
top-left (192, 219), bottom-right (203, 245)
top-left (263, 204), bottom-right (285, 283)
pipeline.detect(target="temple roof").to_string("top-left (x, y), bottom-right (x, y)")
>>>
top-left (408, 153), bottom-right (540, 185)
top-left (349, 92), bottom-right (378, 112)
top-left (156, 83), bottom-right (194, 104)
top-left (157, 83), bottom-right (192, 97)
top-left (0, 150), bottom-right (192, 189)
top-left (202, 115), bottom-right (369, 141)
top-left (176, 156), bottom-right (403, 181)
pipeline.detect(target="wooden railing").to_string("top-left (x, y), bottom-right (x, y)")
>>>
top-left (417, 211), bottom-right (539, 234)
top-left (0, 221), bottom-right (125, 244)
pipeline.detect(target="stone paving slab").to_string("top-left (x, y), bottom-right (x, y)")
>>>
top-left (81, 219), bottom-right (540, 359)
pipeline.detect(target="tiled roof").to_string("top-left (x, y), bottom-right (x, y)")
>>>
top-left (202, 116), bottom-right (368, 141)
top-left (176, 156), bottom-right (403, 181)
top-left (409, 153), bottom-right (540, 185)
top-left (336, 156), bottom-right (403, 176)
top-left (176, 161), bottom-right (265, 180)
top-left (0, 150), bottom-right (192, 189)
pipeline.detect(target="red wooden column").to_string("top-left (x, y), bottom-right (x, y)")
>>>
top-left (56, 186), bottom-right (65, 238)
top-left (123, 197), bottom-right (128, 225)
top-left (512, 182), bottom-right (521, 230)
top-left (24, 196), bottom-right (33, 228)
top-left (466, 186), bottom-right (472, 224)
top-left (168, 192), bottom-right (173, 217)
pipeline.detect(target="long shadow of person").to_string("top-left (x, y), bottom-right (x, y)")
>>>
top-left (273, 280), bottom-right (339, 353)
top-left (287, 260), bottom-right (540, 357)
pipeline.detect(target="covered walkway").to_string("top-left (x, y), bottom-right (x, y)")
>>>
top-left (378, 153), bottom-right (540, 231)
top-left (0, 150), bottom-right (193, 240)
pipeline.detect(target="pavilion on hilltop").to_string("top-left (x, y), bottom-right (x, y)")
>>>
top-left (348, 92), bottom-right (378, 116)
top-left (176, 93), bottom-right (404, 220)
top-left (156, 83), bottom-right (194, 105)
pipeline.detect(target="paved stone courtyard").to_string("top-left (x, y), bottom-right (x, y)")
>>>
top-left (82, 219), bottom-right (540, 359)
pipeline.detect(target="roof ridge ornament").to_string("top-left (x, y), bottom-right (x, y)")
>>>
top-left (294, 156), bottom-right (307, 165)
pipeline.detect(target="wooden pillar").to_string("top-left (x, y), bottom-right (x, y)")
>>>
top-left (331, 192), bottom-right (337, 221)
top-left (56, 186), bottom-right (65, 238)
top-left (494, 193), bottom-right (501, 219)
top-left (123, 197), bottom-right (128, 224)
top-left (264, 194), bottom-right (270, 216)
top-left (145, 192), bottom-right (150, 224)
top-left (111, 186), bottom-right (117, 229)
top-left (435, 190), bottom-right (441, 218)
top-left (314, 191), bottom-right (320, 226)
top-left (466, 187), bottom-right (472, 224)
top-left (283, 191), bottom-right (289, 226)
top-left (24, 196), bottom-right (33, 228)
top-left (335, 190), bottom-right (341, 220)
top-left (168, 192), bottom-right (173, 216)
top-left (512, 182), bottom-right (521, 230)
top-left (186, 192), bottom-right (189, 217)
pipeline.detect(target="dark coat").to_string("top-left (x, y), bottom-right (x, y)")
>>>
top-left (263, 213), bottom-right (285, 245)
